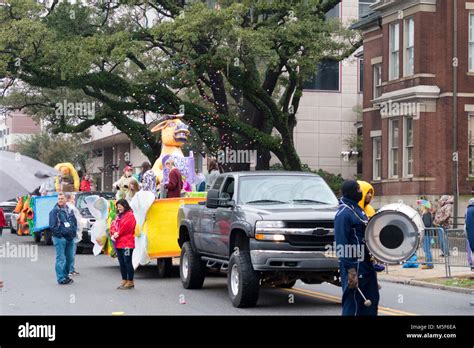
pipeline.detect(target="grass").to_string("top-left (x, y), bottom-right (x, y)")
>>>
top-left (423, 276), bottom-right (474, 289)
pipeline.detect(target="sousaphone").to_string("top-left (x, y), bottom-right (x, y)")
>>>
top-left (365, 203), bottom-right (424, 264)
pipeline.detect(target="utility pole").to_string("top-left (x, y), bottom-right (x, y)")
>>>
top-left (452, 0), bottom-right (459, 227)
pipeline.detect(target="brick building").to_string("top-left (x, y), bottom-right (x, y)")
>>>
top-left (354, 0), bottom-right (474, 213)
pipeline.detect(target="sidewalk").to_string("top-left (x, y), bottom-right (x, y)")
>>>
top-left (378, 263), bottom-right (474, 294)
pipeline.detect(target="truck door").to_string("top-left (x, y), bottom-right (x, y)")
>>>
top-left (214, 177), bottom-right (234, 257)
top-left (196, 175), bottom-right (225, 254)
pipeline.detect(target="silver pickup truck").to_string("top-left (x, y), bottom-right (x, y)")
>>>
top-left (177, 171), bottom-right (340, 308)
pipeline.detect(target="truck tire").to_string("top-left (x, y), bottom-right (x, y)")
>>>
top-left (76, 246), bottom-right (84, 254)
top-left (227, 250), bottom-right (260, 308)
top-left (157, 258), bottom-right (173, 278)
top-left (44, 229), bottom-right (53, 246)
top-left (180, 242), bottom-right (205, 289)
top-left (10, 227), bottom-right (17, 234)
top-left (34, 231), bottom-right (41, 243)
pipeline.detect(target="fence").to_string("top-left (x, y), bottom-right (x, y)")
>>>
top-left (413, 227), bottom-right (473, 277)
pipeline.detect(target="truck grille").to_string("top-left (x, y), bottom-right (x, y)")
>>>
top-left (287, 235), bottom-right (333, 247)
top-left (284, 221), bottom-right (334, 249)
top-left (285, 220), bottom-right (334, 229)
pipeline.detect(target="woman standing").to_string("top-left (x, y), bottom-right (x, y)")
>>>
top-left (126, 180), bottom-right (140, 202)
top-left (206, 159), bottom-right (220, 190)
top-left (80, 174), bottom-right (92, 192)
top-left (110, 199), bottom-right (136, 290)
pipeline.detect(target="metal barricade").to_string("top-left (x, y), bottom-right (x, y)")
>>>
top-left (415, 227), bottom-right (450, 277)
top-left (445, 228), bottom-right (473, 277)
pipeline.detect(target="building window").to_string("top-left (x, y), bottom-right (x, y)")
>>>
top-left (359, 0), bottom-right (377, 19)
top-left (403, 117), bottom-right (414, 177)
top-left (404, 17), bottom-right (414, 76)
top-left (389, 22), bottom-right (400, 80)
top-left (325, 3), bottom-right (340, 19)
top-left (389, 119), bottom-right (399, 178)
top-left (303, 59), bottom-right (340, 91)
top-left (373, 136), bottom-right (382, 180)
top-left (470, 13), bottom-right (474, 72)
top-left (469, 114), bottom-right (474, 175)
top-left (373, 63), bottom-right (382, 98)
top-left (358, 59), bottom-right (364, 93)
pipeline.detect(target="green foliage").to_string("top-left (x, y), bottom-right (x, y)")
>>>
top-left (269, 163), bottom-right (345, 195)
top-left (0, 0), bottom-right (361, 170)
top-left (16, 131), bottom-right (92, 171)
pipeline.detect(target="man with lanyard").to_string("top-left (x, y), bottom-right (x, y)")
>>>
top-left (49, 193), bottom-right (77, 285)
top-left (335, 180), bottom-right (380, 315)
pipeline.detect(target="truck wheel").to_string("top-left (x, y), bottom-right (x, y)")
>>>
top-left (278, 280), bottom-right (297, 289)
top-left (10, 227), bottom-right (17, 234)
top-left (227, 250), bottom-right (260, 308)
top-left (180, 242), bottom-right (205, 289)
top-left (76, 246), bottom-right (84, 255)
top-left (34, 231), bottom-right (41, 243)
top-left (157, 258), bottom-right (173, 278)
top-left (44, 229), bottom-right (53, 245)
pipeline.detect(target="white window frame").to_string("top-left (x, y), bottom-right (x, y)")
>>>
top-left (373, 136), bottom-right (382, 180)
top-left (403, 116), bottom-right (414, 178)
top-left (389, 22), bottom-right (400, 80)
top-left (469, 114), bottom-right (474, 176)
top-left (373, 63), bottom-right (382, 99)
top-left (469, 12), bottom-right (474, 72)
top-left (404, 17), bottom-right (415, 76)
top-left (389, 118), bottom-right (399, 178)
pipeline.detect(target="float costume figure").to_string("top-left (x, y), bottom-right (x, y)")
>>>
top-left (151, 114), bottom-right (190, 183)
top-left (54, 163), bottom-right (80, 192)
top-left (14, 195), bottom-right (33, 235)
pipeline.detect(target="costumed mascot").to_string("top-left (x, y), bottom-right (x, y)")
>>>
top-left (113, 166), bottom-right (138, 200)
top-left (54, 163), bottom-right (80, 192)
top-left (151, 114), bottom-right (191, 184)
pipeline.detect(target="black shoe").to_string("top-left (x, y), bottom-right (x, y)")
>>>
top-left (60, 278), bottom-right (74, 285)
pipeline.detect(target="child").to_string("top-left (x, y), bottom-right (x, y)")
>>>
top-left (418, 199), bottom-right (434, 269)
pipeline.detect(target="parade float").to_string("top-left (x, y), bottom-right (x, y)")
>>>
top-left (86, 114), bottom-right (207, 277)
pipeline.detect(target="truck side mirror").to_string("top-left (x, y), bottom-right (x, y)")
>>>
top-left (206, 189), bottom-right (220, 209)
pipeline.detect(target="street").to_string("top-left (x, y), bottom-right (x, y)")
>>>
top-left (1, 232), bottom-right (472, 316)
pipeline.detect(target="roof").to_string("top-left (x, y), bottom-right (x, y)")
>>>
top-left (350, 11), bottom-right (381, 31)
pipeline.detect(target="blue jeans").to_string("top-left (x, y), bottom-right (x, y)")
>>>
top-left (437, 228), bottom-right (449, 255)
top-left (52, 236), bottom-right (75, 283)
top-left (423, 236), bottom-right (433, 267)
top-left (69, 242), bottom-right (77, 274)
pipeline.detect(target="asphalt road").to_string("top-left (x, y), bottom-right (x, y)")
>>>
top-left (1, 232), bottom-right (473, 315)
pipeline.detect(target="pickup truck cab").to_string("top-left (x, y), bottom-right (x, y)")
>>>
top-left (177, 171), bottom-right (340, 308)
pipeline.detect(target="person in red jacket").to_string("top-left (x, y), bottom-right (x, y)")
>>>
top-left (80, 174), bottom-right (92, 192)
top-left (110, 199), bottom-right (136, 290)
top-left (0, 208), bottom-right (6, 236)
top-left (165, 159), bottom-right (183, 198)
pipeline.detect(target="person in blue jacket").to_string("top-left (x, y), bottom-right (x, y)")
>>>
top-left (465, 198), bottom-right (474, 255)
top-left (335, 180), bottom-right (380, 316)
top-left (49, 193), bottom-right (78, 285)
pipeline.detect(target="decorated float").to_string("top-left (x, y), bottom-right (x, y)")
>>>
top-left (86, 114), bottom-right (207, 276)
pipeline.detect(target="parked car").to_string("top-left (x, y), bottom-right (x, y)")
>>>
top-left (177, 171), bottom-right (340, 308)
top-left (0, 201), bottom-right (18, 233)
top-left (74, 191), bottom-right (115, 253)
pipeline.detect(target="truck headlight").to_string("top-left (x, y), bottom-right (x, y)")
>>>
top-left (255, 221), bottom-right (285, 229)
top-left (255, 233), bottom-right (285, 241)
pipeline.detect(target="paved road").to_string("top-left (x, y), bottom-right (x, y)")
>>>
top-left (1, 232), bottom-right (473, 315)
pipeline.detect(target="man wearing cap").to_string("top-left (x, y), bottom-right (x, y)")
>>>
top-left (334, 180), bottom-right (380, 316)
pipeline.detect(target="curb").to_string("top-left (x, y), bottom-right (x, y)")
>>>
top-left (379, 276), bottom-right (473, 294)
